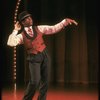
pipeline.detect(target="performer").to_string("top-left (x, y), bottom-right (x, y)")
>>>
top-left (7, 11), bottom-right (78, 100)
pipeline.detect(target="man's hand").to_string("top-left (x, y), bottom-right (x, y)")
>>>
top-left (65, 18), bottom-right (78, 26)
top-left (14, 21), bottom-right (21, 31)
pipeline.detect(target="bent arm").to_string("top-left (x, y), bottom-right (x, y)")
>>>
top-left (7, 30), bottom-right (23, 47)
top-left (7, 21), bottom-right (23, 47)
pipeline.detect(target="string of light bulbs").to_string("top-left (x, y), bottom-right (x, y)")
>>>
top-left (13, 0), bottom-right (22, 92)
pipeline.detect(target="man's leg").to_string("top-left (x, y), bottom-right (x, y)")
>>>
top-left (38, 52), bottom-right (49, 100)
top-left (23, 54), bottom-right (41, 100)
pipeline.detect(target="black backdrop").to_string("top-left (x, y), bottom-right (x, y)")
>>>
top-left (0, 0), bottom-right (99, 89)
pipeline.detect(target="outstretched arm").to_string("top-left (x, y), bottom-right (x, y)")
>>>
top-left (37, 18), bottom-right (78, 35)
top-left (7, 22), bottom-right (23, 47)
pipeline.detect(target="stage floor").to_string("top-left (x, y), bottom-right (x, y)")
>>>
top-left (2, 85), bottom-right (98, 100)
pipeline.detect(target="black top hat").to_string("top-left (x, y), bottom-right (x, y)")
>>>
top-left (18, 11), bottom-right (31, 21)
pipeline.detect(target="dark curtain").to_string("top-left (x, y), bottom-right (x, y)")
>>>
top-left (1, 0), bottom-right (98, 88)
top-left (25, 0), bottom-right (99, 86)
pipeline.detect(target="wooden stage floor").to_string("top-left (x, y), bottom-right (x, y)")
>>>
top-left (1, 85), bottom-right (98, 100)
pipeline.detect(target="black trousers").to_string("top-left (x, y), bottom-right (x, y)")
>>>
top-left (23, 49), bottom-right (49, 100)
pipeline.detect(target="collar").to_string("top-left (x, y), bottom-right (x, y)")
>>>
top-left (24, 26), bottom-right (32, 31)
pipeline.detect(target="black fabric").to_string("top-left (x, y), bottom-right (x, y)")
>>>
top-left (23, 49), bottom-right (49, 100)
top-left (18, 11), bottom-right (31, 22)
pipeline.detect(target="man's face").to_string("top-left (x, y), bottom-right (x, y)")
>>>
top-left (21, 16), bottom-right (33, 27)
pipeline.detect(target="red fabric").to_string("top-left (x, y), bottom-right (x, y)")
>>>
top-left (22, 30), bottom-right (46, 54)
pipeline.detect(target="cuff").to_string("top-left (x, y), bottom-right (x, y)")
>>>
top-left (61, 19), bottom-right (68, 27)
top-left (12, 29), bottom-right (18, 35)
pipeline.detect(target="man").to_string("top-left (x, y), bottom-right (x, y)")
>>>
top-left (7, 11), bottom-right (78, 100)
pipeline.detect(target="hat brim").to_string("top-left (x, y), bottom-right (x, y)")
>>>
top-left (20, 14), bottom-right (31, 21)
